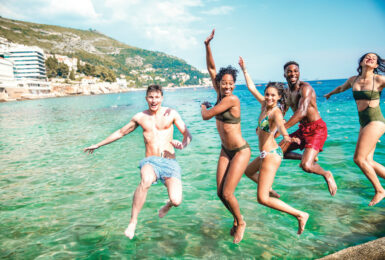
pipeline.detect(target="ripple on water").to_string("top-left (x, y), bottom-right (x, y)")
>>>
top-left (1, 83), bottom-right (385, 258)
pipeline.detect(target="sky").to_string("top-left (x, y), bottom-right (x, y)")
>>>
top-left (1, 0), bottom-right (385, 82)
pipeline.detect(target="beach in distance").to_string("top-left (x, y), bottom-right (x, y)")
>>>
top-left (1, 79), bottom-right (385, 259)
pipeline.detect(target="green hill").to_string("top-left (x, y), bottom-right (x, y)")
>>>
top-left (0, 16), bottom-right (208, 86)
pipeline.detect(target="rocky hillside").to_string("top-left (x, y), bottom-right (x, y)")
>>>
top-left (0, 16), bottom-right (208, 86)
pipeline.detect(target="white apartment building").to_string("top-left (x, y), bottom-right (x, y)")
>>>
top-left (1, 45), bottom-right (47, 79)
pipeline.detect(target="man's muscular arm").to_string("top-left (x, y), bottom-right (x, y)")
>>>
top-left (284, 84), bottom-right (312, 129)
top-left (84, 115), bottom-right (139, 154)
top-left (172, 110), bottom-right (192, 149)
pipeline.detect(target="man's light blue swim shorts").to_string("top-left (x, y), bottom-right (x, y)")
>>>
top-left (139, 156), bottom-right (181, 185)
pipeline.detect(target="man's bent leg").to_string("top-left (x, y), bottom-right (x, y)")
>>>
top-left (125, 164), bottom-right (157, 239)
top-left (301, 148), bottom-right (337, 196)
top-left (159, 177), bottom-right (182, 218)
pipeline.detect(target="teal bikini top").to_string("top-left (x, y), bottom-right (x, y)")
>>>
top-left (258, 116), bottom-right (270, 132)
top-left (258, 107), bottom-right (277, 133)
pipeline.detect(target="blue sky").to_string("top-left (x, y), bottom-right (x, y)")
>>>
top-left (1, 0), bottom-right (384, 81)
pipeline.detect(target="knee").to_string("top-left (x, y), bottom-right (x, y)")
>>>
top-left (170, 196), bottom-right (182, 207)
top-left (300, 161), bottom-right (313, 173)
top-left (139, 176), bottom-right (153, 189)
top-left (257, 194), bottom-right (269, 206)
top-left (353, 155), bottom-right (365, 167)
top-left (221, 190), bottom-right (234, 202)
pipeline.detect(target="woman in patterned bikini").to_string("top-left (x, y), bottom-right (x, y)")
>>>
top-left (239, 57), bottom-right (309, 235)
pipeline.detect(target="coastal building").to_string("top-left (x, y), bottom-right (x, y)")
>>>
top-left (1, 45), bottom-right (47, 80)
top-left (0, 43), bottom-right (51, 99)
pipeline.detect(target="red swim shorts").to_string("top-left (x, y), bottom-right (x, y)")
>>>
top-left (288, 118), bottom-right (328, 152)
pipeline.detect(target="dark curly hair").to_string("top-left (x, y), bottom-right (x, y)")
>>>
top-left (264, 82), bottom-right (287, 113)
top-left (283, 61), bottom-right (299, 71)
top-left (215, 65), bottom-right (238, 83)
top-left (357, 52), bottom-right (385, 75)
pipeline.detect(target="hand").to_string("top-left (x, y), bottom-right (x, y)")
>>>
top-left (171, 140), bottom-right (184, 150)
top-left (201, 101), bottom-right (212, 108)
top-left (324, 93), bottom-right (331, 100)
top-left (238, 56), bottom-right (246, 71)
top-left (204, 29), bottom-right (215, 45)
top-left (291, 137), bottom-right (301, 144)
top-left (84, 144), bottom-right (99, 154)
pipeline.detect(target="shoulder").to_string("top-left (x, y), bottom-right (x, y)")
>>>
top-left (132, 111), bottom-right (146, 123)
top-left (299, 83), bottom-right (313, 96)
top-left (223, 95), bottom-right (240, 104)
top-left (347, 76), bottom-right (358, 85)
top-left (375, 74), bottom-right (385, 83)
top-left (162, 107), bottom-right (180, 119)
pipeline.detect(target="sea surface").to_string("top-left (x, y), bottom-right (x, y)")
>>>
top-left (1, 79), bottom-right (385, 259)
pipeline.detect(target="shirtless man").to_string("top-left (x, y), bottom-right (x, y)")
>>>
top-left (84, 84), bottom-right (192, 239)
top-left (280, 61), bottom-right (337, 196)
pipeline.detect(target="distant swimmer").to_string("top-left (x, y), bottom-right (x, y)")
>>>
top-left (325, 53), bottom-right (385, 206)
top-left (201, 29), bottom-right (251, 244)
top-left (279, 61), bottom-right (337, 196)
top-left (84, 84), bottom-right (192, 239)
top-left (239, 57), bottom-right (309, 235)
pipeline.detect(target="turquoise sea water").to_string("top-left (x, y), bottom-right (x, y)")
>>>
top-left (1, 79), bottom-right (385, 259)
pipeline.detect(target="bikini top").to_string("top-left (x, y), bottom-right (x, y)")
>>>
top-left (215, 109), bottom-right (241, 124)
top-left (353, 90), bottom-right (380, 100)
top-left (352, 74), bottom-right (381, 101)
top-left (215, 97), bottom-right (241, 124)
top-left (257, 106), bottom-right (277, 133)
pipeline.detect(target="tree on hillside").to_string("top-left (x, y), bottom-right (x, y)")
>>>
top-left (57, 63), bottom-right (69, 78)
top-left (45, 56), bottom-right (59, 78)
top-left (69, 69), bottom-right (75, 80)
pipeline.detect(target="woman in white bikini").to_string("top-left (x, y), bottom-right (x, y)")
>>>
top-left (239, 57), bottom-right (309, 235)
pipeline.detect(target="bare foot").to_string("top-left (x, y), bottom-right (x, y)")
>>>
top-left (314, 156), bottom-right (319, 162)
top-left (324, 171), bottom-right (337, 196)
top-left (369, 190), bottom-right (385, 206)
top-left (233, 221), bottom-right (246, 244)
top-left (158, 201), bottom-right (172, 218)
top-left (297, 212), bottom-right (309, 235)
top-left (269, 189), bottom-right (280, 198)
top-left (124, 221), bottom-right (137, 239)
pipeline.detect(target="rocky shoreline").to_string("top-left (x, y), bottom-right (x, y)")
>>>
top-left (0, 83), bottom-right (211, 102)
top-left (319, 237), bottom-right (385, 259)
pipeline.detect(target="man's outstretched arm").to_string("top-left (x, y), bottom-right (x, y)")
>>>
top-left (172, 111), bottom-right (192, 149)
top-left (284, 85), bottom-right (311, 129)
top-left (84, 117), bottom-right (139, 154)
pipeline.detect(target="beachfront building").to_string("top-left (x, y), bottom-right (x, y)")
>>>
top-left (0, 44), bottom-right (51, 98)
top-left (1, 45), bottom-right (46, 79)
top-left (0, 57), bottom-right (17, 101)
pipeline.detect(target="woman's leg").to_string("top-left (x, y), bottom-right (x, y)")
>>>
top-left (220, 148), bottom-right (251, 243)
top-left (257, 154), bottom-right (309, 235)
top-left (216, 149), bottom-right (232, 212)
top-left (245, 156), bottom-right (280, 198)
top-left (366, 141), bottom-right (385, 179)
top-left (354, 121), bottom-right (385, 206)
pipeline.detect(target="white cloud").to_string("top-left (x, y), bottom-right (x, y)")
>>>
top-left (41, 0), bottom-right (99, 19)
top-left (0, 0), bottom-right (99, 21)
top-left (101, 0), bottom-right (204, 50)
top-left (202, 6), bottom-right (233, 15)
